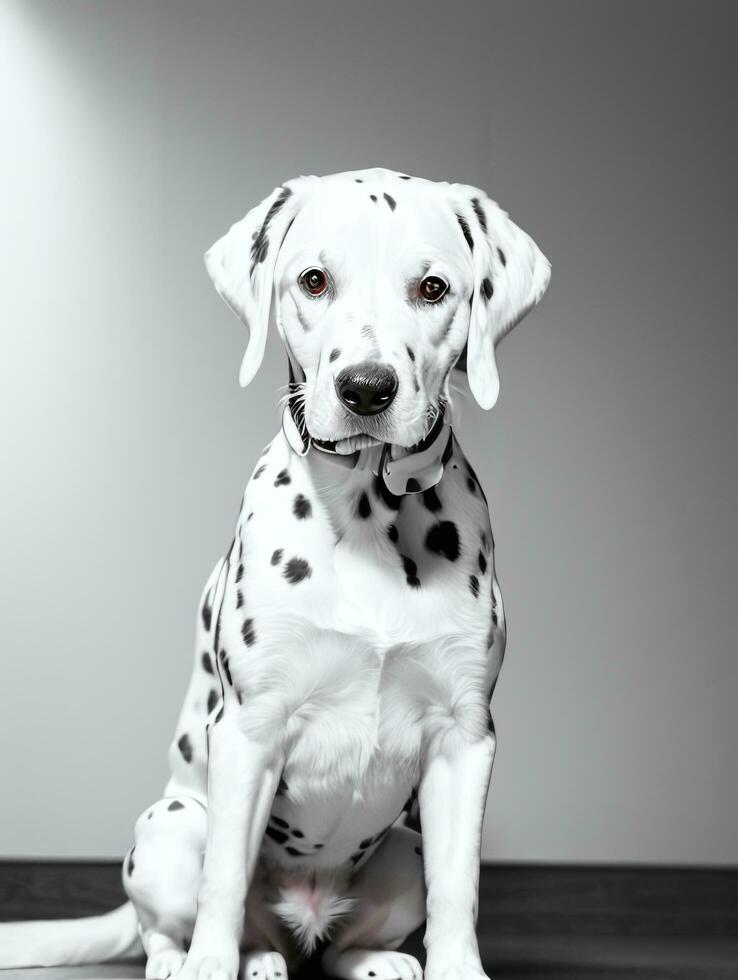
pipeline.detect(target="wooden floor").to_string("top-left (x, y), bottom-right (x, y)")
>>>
top-left (1, 861), bottom-right (738, 979)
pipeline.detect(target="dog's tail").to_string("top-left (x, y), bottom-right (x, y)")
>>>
top-left (0, 901), bottom-right (142, 968)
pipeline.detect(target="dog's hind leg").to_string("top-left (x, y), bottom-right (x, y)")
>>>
top-left (123, 795), bottom-right (207, 979)
top-left (322, 826), bottom-right (426, 980)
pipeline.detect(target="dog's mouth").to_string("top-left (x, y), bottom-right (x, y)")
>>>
top-left (311, 433), bottom-right (383, 455)
top-left (308, 407), bottom-right (447, 460)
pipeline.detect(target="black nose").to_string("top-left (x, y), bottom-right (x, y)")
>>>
top-left (335, 361), bottom-right (398, 416)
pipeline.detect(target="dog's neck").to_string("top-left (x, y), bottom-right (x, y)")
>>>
top-left (282, 357), bottom-right (453, 497)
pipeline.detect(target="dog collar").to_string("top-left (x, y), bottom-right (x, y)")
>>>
top-left (281, 354), bottom-right (453, 496)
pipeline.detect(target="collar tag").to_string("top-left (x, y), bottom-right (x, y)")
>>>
top-left (380, 420), bottom-right (452, 495)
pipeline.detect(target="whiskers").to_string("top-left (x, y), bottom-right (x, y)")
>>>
top-left (278, 380), bottom-right (309, 440)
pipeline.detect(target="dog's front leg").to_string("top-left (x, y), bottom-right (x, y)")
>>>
top-left (178, 708), bottom-right (283, 980)
top-left (419, 729), bottom-right (496, 980)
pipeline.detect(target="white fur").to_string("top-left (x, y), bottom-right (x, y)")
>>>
top-left (272, 879), bottom-right (357, 954)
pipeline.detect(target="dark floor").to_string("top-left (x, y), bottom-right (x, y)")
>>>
top-left (1, 862), bottom-right (738, 979)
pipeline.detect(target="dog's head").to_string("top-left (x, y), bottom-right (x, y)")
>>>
top-left (205, 168), bottom-right (550, 448)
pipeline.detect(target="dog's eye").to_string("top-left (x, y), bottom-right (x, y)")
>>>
top-left (418, 276), bottom-right (449, 303)
top-left (299, 267), bottom-right (329, 297)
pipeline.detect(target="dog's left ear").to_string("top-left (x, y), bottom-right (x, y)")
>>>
top-left (205, 176), bottom-right (316, 387)
top-left (452, 186), bottom-right (551, 409)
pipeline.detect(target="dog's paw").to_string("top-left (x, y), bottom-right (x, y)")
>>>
top-left (424, 962), bottom-right (490, 980)
top-left (322, 947), bottom-right (423, 980)
top-left (241, 949), bottom-right (288, 979)
top-left (145, 947), bottom-right (187, 979)
top-left (176, 951), bottom-right (240, 980)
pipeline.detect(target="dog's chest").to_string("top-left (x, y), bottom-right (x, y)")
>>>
top-left (237, 433), bottom-right (493, 643)
top-left (213, 432), bottom-right (497, 863)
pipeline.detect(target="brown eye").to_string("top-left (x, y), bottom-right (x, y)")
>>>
top-left (299, 267), bottom-right (329, 297)
top-left (418, 275), bottom-right (449, 303)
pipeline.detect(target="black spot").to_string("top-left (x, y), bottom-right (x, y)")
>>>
top-left (467, 477), bottom-right (477, 493)
top-left (247, 511), bottom-right (254, 521)
top-left (383, 192), bottom-right (397, 211)
top-left (250, 187), bottom-right (292, 275)
top-left (127, 848), bottom-right (135, 876)
top-left (201, 652), bottom-right (214, 675)
top-left (276, 777), bottom-right (289, 796)
top-left (265, 826), bottom-right (288, 845)
top-left (207, 688), bottom-right (219, 713)
top-left (478, 551), bottom-right (487, 575)
top-left (147, 810), bottom-right (153, 820)
top-left (241, 617), bottom-right (257, 646)
top-left (293, 494), bottom-right (312, 519)
top-left (214, 705), bottom-right (224, 724)
top-left (481, 277), bottom-right (494, 301)
top-left (374, 474), bottom-right (402, 511)
top-left (405, 478), bottom-right (421, 493)
top-left (274, 469), bottom-right (291, 487)
top-left (292, 829), bottom-right (304, 838)
top-left (219, 650), bottom-right (233, 686)
top-left (466, 462), bottom-right (487, 502)
top-left (355, 178), bottom-right (363, 183)
top-left (235, 563), bottom-right (244, 583)
top-left (177, 733), bottom-right (193, 763)
top-left (414, 846), bottom-right (422, 856)
top-left (284, 557), bottom-right (312, 584)
top-left (167, 800), bottom-right (185, 812)
top-left (271, 815), bottom-right (289, 829)
top-left (425, 521), bottom-right (460, 562)
top-left (236, 590), bottom-right (244, 609)
top-left (487, 713), bottom-right (496, 735)
top-left (497, 247), bottom-right (507, 267)
top-left (314, 843), bottom-right (324, 848)
top-left (457, 214), bottom-right (474, 251)
top-left (469, 574), bottom-right (480, 598)
top-left (271, 548), bottom-right (283, 565)
top-left (329, 348), bottom-right (341, 362)
top-left (402, 555), bottom-right (421, 588)
top-left (370, 194), bottom-right (378, 202)
top-left (471, 197), bottom-right (488, 233)
top-left (350, 851), bottom-right (364, 866)
top-left (201, 596), bottom-right (212, 632)
top-left (406, 345), bottom-right (415, 362)
top-left (359, 837), bottom-right (373, 849)
top-left (357, 492), bottom-right (372, 518)
top-left (399, 174), bottom-right (411, 180)
top-left (285, 846), bottom-right (303, 856)
top-left (252, 464), bottom-right (266, 480)
top-left (422, 487), bottom-right (442, 512)
top-left (387, 523), bottom-right (399, 543)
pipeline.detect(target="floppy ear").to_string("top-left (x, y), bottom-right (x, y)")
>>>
top-left (204, 176), bottom-right (315, 387)
top-left (452, 186), bottom-right (551, 409)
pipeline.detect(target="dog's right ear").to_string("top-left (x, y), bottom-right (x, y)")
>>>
top-left (205, 177), bottom-right (315, 387)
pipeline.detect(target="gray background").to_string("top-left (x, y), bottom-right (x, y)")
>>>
top-left (1, 0), bottom-right (736, 864)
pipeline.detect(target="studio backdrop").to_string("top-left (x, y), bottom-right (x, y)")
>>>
top-left (1, 0), bottom-right (736, 864)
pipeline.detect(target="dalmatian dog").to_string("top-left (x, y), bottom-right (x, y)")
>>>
top-left (0, 168), bottom-right (549, 980)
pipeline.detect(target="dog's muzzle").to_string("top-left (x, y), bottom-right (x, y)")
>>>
top-left (334, 362), bottom-right (398, 416)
